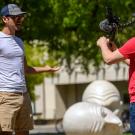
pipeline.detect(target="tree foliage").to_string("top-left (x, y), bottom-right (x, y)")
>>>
top-left (24, 42), bottom-right (47, 101)
top-left (1, 0), bottom-right (135, 72)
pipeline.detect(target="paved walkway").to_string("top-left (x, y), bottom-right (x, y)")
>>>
top-left (30, 124), bottom-right (64, 135)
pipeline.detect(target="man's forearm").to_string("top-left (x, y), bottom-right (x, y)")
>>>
top-left (99, 44), bottom-right (114, 64)
top-left (123, 59), bottom-right (130, 65)
top-left (25, 65), bottom-right (60, 74)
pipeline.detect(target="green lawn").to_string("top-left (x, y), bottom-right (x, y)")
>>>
top-left (123, 133), bottom-right (132, 135)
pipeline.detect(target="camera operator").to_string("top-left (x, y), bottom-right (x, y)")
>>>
top-left (97, 36), bottom-right (135, 135)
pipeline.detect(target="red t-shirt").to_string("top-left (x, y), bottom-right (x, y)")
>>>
top-left (119, 37), bottom-right (135, 103)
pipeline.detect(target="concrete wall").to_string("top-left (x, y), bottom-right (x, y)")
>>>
top-left (33, 63), bottom-right (129, 120)
top-left (33, 80), bottom-right (128, 120)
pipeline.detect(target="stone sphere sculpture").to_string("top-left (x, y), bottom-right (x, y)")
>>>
top-left (63, 102), bottom-right (122, 135)
top-left (82, 80), bottom-right (121, 116)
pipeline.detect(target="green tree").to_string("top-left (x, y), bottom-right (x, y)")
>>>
top-left (24, 41), bottom-right (58, 101)
top-left (1, 0), bottom-right (135, 72)
top-left (24, 42), bottom-right (46, 101)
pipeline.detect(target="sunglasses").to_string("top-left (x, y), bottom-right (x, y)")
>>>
top-left (7, 15), bottom-right (25, 21)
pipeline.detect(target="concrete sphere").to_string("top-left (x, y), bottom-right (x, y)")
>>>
top-left (82, 80), bottom-right (121, 113)
top-left (63, 102), bottom-right (122, 135)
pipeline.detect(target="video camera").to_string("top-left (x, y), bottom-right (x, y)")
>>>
top-left (99, 6), bottom-right (135, 41)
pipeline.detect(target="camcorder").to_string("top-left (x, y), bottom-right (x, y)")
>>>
top-left (99, 6), bottom-right (135, 41)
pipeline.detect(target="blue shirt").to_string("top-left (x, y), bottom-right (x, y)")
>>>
top-left (0, 32), bottom-right (27, 93)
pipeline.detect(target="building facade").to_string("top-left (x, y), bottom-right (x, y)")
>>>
top-left (33, 63), bottom-right (129, 120)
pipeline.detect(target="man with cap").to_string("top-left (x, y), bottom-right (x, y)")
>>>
top-left (97, 35), bottom-right (135, 135)
top-left (0, 3), bottom-right (60, 135)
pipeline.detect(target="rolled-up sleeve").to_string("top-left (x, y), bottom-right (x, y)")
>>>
top-left (119, 37), bottom-right (135, 59)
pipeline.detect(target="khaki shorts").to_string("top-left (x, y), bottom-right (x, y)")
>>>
top-left (0, 92), bottom-right (34, 132)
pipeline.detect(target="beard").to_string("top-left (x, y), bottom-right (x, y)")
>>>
top-left (9, 24), bottom-right (22, 32)
top-left (14, 22), bottom-right (22, 31)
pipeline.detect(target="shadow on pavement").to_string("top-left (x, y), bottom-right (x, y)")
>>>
top-left (31, 133), bottom-right (65, 135)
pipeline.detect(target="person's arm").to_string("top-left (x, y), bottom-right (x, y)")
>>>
top-left (24, 57), bottom-right (60, 74)
top-left (108, 40), bottom-right (130, 66)
top-left (123, 59), bottom-right (130, 65)
top-left (97, 36), bottom-right (126, 65)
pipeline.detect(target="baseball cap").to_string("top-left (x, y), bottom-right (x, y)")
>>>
top-left (0, 4), bottom-right (26, 16)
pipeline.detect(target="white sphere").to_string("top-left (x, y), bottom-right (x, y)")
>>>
top-left (82, 80), bottom-right (121, 113)
top-left (63, 102), bottom-right (122, 135)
